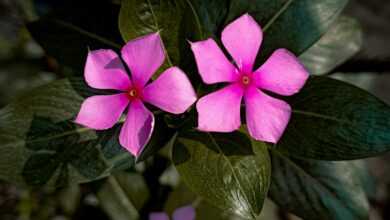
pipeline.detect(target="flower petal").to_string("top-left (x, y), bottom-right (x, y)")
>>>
top-left (172, 205), bottom-right (196, 220)
top-left (190, 38), bottom-right (238, 84)
top-left (253, 49), bottom-right (309, 96)
top-left (119, 100), bottom-right (154, 157)
top-left (121, 33), bottom-right (165, 87)
top-left (149, 212), bottom-right (169, 220)
top-left (244, 86), bottom-right (291, 143)
top-left (143, 67), bottom-right (197, 114)
top-left (85, 49), bottom-right (132, 91)
top-left (196, 84), bottom-right (243, 132)
top-left (75, 94), bottom-right (129, 130)
top-left (221, 13), bottom-right (263, 73)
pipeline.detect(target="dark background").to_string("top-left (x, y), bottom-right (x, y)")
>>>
top-left (0, 0), bottom-right (389, 219)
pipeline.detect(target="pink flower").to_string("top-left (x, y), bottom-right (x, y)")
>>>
top-left (190, 14), bottom-right (309, 143)
top-left (75, 33), bottom-right (197, 157)
top-left (149, 205), bottom-right (195, 220)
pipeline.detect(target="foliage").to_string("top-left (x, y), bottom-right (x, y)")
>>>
top-left (0, 0), bottom-right (388, 219)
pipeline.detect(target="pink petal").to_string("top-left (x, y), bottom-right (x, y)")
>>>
top-left (190, 38), bottom-right (238, 84)
top-left (244, 86), bottom-right (291, 143)
top-left (253, 49), bottom-right (309, 96)
top-left (149, 212), bottom-right (169, 220)
top-left (84, 49), bottom-right (132, 91)
top-left (119, 100), bottom-right (154, 157)
top-left (172, 205), bottom-right (196, 220)
top-left (121, 33), bottom-right (165, 87)
top-left (143, 67), bottom-right (197, 114)
top-left (75, 94), bottom-right (129, 130)
top-left (221, 13), bottom-right (263, 73)
top-left (196, 84), bottom-right (244, 132)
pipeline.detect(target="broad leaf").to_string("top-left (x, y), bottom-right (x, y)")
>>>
top-left (0, 78), bottom-right (171, 187)
top-left (182, 0), bottom-right (230, 38)
top-left (172, 131), bottom-right (271, 220)
top-left (119, 0), bottom-right (185, 64)
top-left (0, 79), bottom-right (89, 185)
top-left (226, 0), bottom-right (349, 60)
top-left (269, 151), bottom-right (370, 220)
top-left (23, 117), bottom-right (107, 187)
top-left (300, 16), bottom-right (363, 75)
top-left (276, 76), bottom-right (390, 160)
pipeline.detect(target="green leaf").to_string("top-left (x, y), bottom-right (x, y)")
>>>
top-left (25, 117), bottom-right (80, 151)
top-left (226, 0), bottom-right (349, 60)
top-left (269, 151), bottom-right (370, 220)
top-left (0, 78), bottom-right (175, 187)
top-left (0, 79), bottom-right (84, 185)
top-left (276, 76), bottom-right (390, 160)
top-left (97, 125), bottom-right (135, 171)
top-left (97, 175), bottom-right (140, 220)
top-left (27, 0), bottom-right (123, 72)
top-left (119, 0), bottom-right (185, 65)
top-left (183, 0), bottom-right (230, 38)
top-left (172, 131), bottom-right (271, 219)
top-left (300, 16), bottom-right (363, 75)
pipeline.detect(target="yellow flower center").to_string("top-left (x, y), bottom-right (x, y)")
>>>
top-left (242, 75), bottom-right (250, 85)
top-left (129, 89), bottom-right (137, 98)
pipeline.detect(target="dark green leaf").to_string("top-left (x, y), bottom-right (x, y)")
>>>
top-left (276, 76), bottom-right (390, 160)
top-left (22, 152), bottom-right (60, 186)
top-left (97, 125), bottom-right (135, 171)
top-left (22, 116), bottom-right (108, 187)
top-left (172, 131), bottom-right (271, 219)
top-left (269, 151), bottom-right (369, 220)
top-left (26, 116), bottom-right (80, 151)
top-left (68, 141), bottom-right (108, 180)
top-left (226, 0), bottom-right (349, 60)
top-left (119, 0), bottom-right (185, 64)
top-left (0, 77), bottom-right (177, 186)
top-left (0, 79), bottom-right (133, 187)
top-left (300, 16), bottom-right (363, 75)
top-left (184, 0), bottom-right (230, 38)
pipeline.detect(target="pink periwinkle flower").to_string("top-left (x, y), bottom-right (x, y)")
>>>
top-left (149, 205), bottom-right (195, 220)
top-left (190, 14), bottom-right (309, 143)
top-left (75, 33), bottom-right (197, 157)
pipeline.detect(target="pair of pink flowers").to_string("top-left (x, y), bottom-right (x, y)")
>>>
top-left (76, 14), bottom-right (309, 157)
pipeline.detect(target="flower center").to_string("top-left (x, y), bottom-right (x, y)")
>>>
top-left (241, 75), bottom-right (251, 85)
top-left (128, 89), bottom-right (138, 98)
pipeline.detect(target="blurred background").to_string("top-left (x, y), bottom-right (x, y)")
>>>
top-left (0, 0), bottom-right (389, 219)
